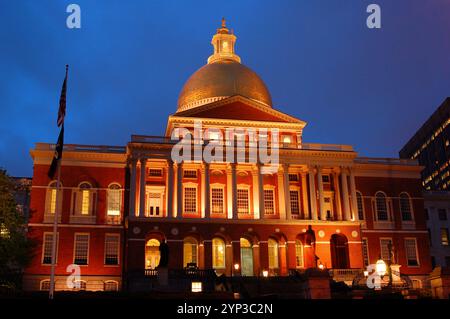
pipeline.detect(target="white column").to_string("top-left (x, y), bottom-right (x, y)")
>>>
top-left (177, 162), bottom-right (183, 219)
top-left (277, 166), bottom-right (287, 220)
top-left (341, 167), bottom-right (351, 221)
top-left (333, 170), bottom-right (342, 221)
top-left (317, 166), bottom-right (325, 220)
top-left (257, 163), bottom-right (265, 218)
top-left (283, 164), bottom-right (291, 220)
top-left (204, 162), bottom-right (210, 218)
top-left (231, 163), bottom-right (238, 219)
top-left (301, 171), bottom-right (309, 219)
top-left (167, 160), bottom-right (174, 218)
top-left (201, 165), bottom-right (206, 218)
top-left (252, 166), bottom-right (260, 219)
top-left (308, 166), bottom-right (318, 220)
top-left (227, 166), bottom-right (233, 219)
top-left (129, 158), bottom-right (137, 217)
top-left (139, 158), bottom-right (147, 218)
top-left (349, 168), bottom-right (358, 221)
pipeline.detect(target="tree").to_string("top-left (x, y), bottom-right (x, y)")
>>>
top-left (0, 169), bottom-right (34, 274)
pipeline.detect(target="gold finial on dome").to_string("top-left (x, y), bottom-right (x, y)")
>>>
top-left (207, 18), bottom-right (241, 64)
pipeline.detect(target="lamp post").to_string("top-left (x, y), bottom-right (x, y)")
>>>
top-left (387, 242), bottom-right (393, 288)
top-left (375, 256), bottom-right (387, 291)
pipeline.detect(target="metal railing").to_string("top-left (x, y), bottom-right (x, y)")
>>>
top-left (35, 143), bottom-right (126, 153)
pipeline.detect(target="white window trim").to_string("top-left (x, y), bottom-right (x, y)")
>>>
top-left (41, 232), bottom-right (59, 265)
top-left (404, 237), bottom-right (420, 267)
top-left (106, 183), bottom-right (122, 217)
top-left (183, 182), bottom-right (198, 214)
top-left (399, 192), bottom-right (415, 224)
top-left (263, 186), bottom-right (277, 215)
top-left (379, 237), bottom-right (393, 261)
top-left (73, 232), bottom-right (90, 266)
top-left (210, 183), bottom-right (225, 215)
top-left (104, 280), bottom-right (119, 292)
top-left (356, 191), bottom-right (366, 221)
top-left (237, 184), bottom-right (251, 215)
top-left (146, 185), bottom-right (166, 217)
top-left (289, 186), bottom-right (301, 216)
top-left (104, 233), bottom-right (120, 267)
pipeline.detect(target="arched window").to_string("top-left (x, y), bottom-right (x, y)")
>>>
top-left (107, 183), bottom-right (122, 217)
top-left (268, 238), bottom-right (279, 272)
top-left (79, 183), bottom-right (91, 215)
top-left (356, 191), bottom-right (364, 220)
top-left (375, 192), bottom-right (388, 221)
top-left (295, 240), bottom-right (304, 268)
top-left (400, 193), bottom-right (412, 221)
top-left (73, 280), bottom-right (87, 291)
top-left (104, 280), bottom-right (119, 292)
top-left (183, 237), bottom-right (198, 267)
top-left (145, 239), bottom-right (160, 269)
top-left (40, 280), bottom-right (50, 291)
top-left (45, 181), bottom-right (62, 215)
top-left (212, 237), bottom-right (226, 270)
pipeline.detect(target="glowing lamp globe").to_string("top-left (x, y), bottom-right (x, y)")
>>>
top-left (376, 258), bottom-right (387, 277)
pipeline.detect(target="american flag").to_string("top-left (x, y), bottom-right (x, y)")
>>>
top-left (57, 65), bottom-right (68, 127)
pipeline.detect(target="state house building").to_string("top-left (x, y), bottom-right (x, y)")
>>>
top-left (24, 21), bottom-right (432, 292)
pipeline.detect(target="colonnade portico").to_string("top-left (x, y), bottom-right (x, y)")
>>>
top-left (128, 156), bottom-right (359, 222)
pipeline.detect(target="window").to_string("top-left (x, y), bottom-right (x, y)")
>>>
top-left (46, 181), bottom-right (62, 215)
top-left (104, 234), bottom-right (120, 265)
top-left (104, 281), bottom-right (119, 292)
top-left (40, 280), bottom-right (51, 291)
top-left (107, 184), bottom-right (121, 216)
top-left (441, 228), bottom-right (449, 246)
top-left (282, 135), bottom-right (292, 144)
top-left (268, 238), bottom-right (279, 271)
top-left (183, 170), bottom-right (197, 178)
top-left (264, 189), bottom-right (275, 215)
top-left (49, 183), bottom-right (57, 214)
top-left (405, 239), bottom-right (419, 266)
top-left (295, 240), bottom-right (303, 268)
top-left (356, 192), bottom-right (364, 220)
top-left (211, 188), bottom-right (224, 214)
top-left (73, 281), bottom-right (86, 291)
top-left (375, 192), bottom-right (388, 221)
top-left (289, 190), bottom-right (300, 215)
top-left (183, 187), bottom-right (197, 214)
top-left (74, 234), bottom-right (89, 265)
top-left (288, 174), bottom-right (298, 182)
top-left (212, 238), bottom-right (225, 269)
top-left (400, 193), bottom-right (412, 221)
top-left (79, 183), bottom-right (91, 215)
top-left (322, 175), bottom-right (330, 183)
top-left (362, 238), bottom-right (369, 267)
top-left (237, 189), bottom-right (249, 214)
top-left (183, 237), bottom-right (198, 267)
top-left (42, 233), bottom-right (58, 265)
top-left (148, 169), bottom-right (162, 177)
top-left (438, 209), bottom-right (447, 220)
top-left (380, 239), bottom-right (393, 262)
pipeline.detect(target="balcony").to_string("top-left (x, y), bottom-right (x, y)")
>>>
top-left (35, 143), bottom-right (126, 153)
top-left (69, 214), bottom-right (96, 224)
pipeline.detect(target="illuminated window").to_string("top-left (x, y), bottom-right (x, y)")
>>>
top-left (46, 181), bottom-right (61, 215)
top-left (183, 170), bottom-right (197, 178)
top-left (191, 282), bottom-right (202, 292)
top-left (211, 188), bottom-right (224, 214)
top-left (399, 193), bottom-right (412, 221)
top-left (356, 192), bottom-right (364, 220)
top-left (362, 238), bottom-right (369, 266)
top-left (183, 187), bottom-right (197, 214)
top-left (212, 237), bottom-right (225, 269)
top-left (78, 182), bottom-right (92, 215)
top-left (268, 238), bottom-right (279, 271)
top-left (375, 192), bottom-right (388, 221)
top-left (104, 281), bottom-right (119, 292)
top-left (74, 234), bottom-right (89, 265)
top-left (282, 136), bottom-right (292, 144)
top-left (380, 238), bottom-right (393, 262)
top-left (107, 184), bottom-right (121, 216)
top-left (183, 237), bottom-right (198, 267)
top-left (104, 234), bottom-right (120, 265)
top-left (264, 189), bottom-right (275, 215)
top-left (295, 240), bottom-right (304, 268)
top-left (289, 190), bottom-right (300, 215)
top-left (40, 280), bottom-right (50, 291)
top-left (42, 233), bottom-right (58, 264)
top-left (237, 189), bottom-right (249, 214)
top-left (441, 228), bottom-right (449, 246)
top-left (405, 239), bottom-right (419, 266)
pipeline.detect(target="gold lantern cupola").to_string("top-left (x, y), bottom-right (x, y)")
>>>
top-left (207, 18), bottom-right (241, 64)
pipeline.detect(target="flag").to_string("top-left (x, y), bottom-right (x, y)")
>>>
top-left (48, 125), bottom-right (64, 179)
top-left (57, 65), bottom-right (68, 127)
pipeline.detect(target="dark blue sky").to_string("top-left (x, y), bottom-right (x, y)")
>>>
top-left (1, 0), bottom-right (449, 177)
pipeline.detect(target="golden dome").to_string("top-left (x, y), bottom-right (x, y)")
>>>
top-left (176, 19), bottom-right (272, 112)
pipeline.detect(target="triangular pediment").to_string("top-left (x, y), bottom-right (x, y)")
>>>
top-left (173, 95), bottom-right (305, 124)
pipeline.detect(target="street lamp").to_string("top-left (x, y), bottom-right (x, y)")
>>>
top-left (262, 270), bottom-right (269, 277)
top-left (376, 258), bottom-right (387, 277)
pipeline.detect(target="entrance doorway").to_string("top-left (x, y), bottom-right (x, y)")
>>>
top-left (145, 239), bottom-right (160, 269)
top-left (330, 234), bottom-right (350, 269)
top-left (240, 238), bottom-right (253, 276)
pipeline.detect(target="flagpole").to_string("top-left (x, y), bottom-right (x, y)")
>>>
top-left (49, 157), bottom-right (62, 299)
